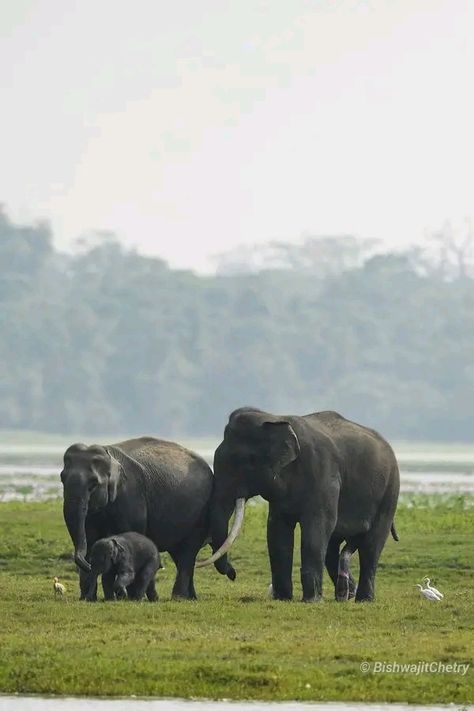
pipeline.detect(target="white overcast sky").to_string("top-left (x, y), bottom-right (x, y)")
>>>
top-left (1, 0), bottom-right (473, 271)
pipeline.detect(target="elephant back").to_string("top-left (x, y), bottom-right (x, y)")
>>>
top-left (113, 437), bottom-right (213, 550)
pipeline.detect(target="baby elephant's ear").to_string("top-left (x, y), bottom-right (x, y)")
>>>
top-left (110, 538), bottom-right (126, 561)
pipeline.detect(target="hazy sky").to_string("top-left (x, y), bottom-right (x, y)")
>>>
top-left (1, 0), bottom-right (473, 271)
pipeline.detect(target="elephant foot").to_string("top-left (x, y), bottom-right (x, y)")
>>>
top-left (301, 596), bottom-right (322, 603)
top-left (271, 588), bottom-right (293, 601)
top-left (171, 593), bottom-right (196, 601)
top-left (355, 589), bottom-right (374, 603)
top-left (348, 584), bottom-right (357, 600)
top-left (336, 572), bottom-right (350, 602)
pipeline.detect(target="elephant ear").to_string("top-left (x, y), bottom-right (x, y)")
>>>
top-left (110, 538), bottom-right (125, 562)
top-left (106, 455), bottom-right (121, 503)
top-left (92, 449), bottom-right (122, 503)
top-left (262, 421), bottom-right (300, 472)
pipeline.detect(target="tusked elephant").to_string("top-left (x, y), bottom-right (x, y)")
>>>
top-left (197, 408), bottom-right (399, 602)
top-left (61, 436), bottom-right (234, 600)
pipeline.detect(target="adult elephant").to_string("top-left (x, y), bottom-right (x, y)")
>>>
top-left (197, 408), bottom-right (399, 602)
top-left (61, 436), bottom-right (234, 600)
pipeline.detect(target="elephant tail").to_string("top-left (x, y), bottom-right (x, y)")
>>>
top-left (391, 522), bottom-right (399, 541)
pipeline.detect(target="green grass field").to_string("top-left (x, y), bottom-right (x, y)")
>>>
top-left (0, 497), bottom-right (472, 703)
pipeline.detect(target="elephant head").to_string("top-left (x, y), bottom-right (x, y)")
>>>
top-left (86, 536), bottom-right (125, 601)
top-left (90, 537), bottom-right (124, 574)
top-left (60, 443), bottom-right (122, 573)
top-left (196, 408), bottom-right (300, 570)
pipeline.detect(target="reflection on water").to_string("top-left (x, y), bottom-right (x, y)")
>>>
top-left (0, 699), bottom-right (469, 711)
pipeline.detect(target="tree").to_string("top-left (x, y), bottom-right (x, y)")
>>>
top-left (1, 209), bottom-right (473, 441)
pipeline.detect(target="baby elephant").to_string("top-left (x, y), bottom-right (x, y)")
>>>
top-left (86, 532), bottom-right (161, 602)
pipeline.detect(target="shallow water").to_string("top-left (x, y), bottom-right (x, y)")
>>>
top-left (0, 699), bottom-right (469, 711)
top-left (0, 444), bottom-right (473, 502)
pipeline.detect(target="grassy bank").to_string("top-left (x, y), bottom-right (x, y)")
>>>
top-left (0, 498), bottom-right (472, 703)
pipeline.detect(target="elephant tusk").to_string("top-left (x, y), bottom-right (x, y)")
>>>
top-left (195, 498), bottom-right (245, 568)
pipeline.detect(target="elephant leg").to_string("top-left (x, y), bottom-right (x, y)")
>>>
top-left (114, 569), bottom-right (135, 595)
top-left (169, 549), bottom-right (195, 599)
top-left (126, 581), bottom-right (138, 599)
top-left (348, 574), bottom-right (357, 599)
top-left (101, 571), bottom-right (117, 601)
top-left (336, 541), bottom-right (358, 602)
top-left (325, 537), bottom-right (340, 593)
top-left (188, 576), bottom-right (197, 600)
top-left (80, 568), bottom-right (96, 601)
top-left (129, 561), bottom-right (159, 601)
top-left (169, 533), bottom-right (202, 600)
top-left (146, 578), bottom-right (158, 602)
top-left (355, 546), bottom-right (377, 602)
top-left (84, 573), bottom-right (100, 602)
top-left (300, 513), bottom-right (336, 602)
top-left (267, 509), bottom-right (296, 601)
top-left (78, 524), bottom-right (103, 600)
top-left (326, 537), bottom-right (358, 600)
top-left (355, 521), bottom-right (389, 602)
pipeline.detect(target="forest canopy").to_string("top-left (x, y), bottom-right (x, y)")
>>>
top-left (0, 208), bottom-right (473, 441)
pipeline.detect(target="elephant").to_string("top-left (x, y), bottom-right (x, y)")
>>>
top-left (61, 436), bottom-right (234, 600)
top-left (197, 408), bottom-right (399, 602)
top-left (85, 532), bottom-right (161, 602)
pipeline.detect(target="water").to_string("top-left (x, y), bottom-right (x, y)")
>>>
top-left (0, 443), bottom-right (473, 502)
top-left (0, 699), bottom-right (469, 711)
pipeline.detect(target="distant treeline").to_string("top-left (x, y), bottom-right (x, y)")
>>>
top-left (1, 208), bottom-right (473, 441)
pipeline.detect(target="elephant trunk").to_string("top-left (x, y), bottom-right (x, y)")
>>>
top-left (63, 493), bottom-right (91, 573)
top-left (196, 498), bottom-right (245, 569)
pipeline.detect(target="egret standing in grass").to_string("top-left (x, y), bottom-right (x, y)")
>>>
top-left (415, 583), bottom-right (441, 601)
top-left (423, 577), bottom-right (444, 599)
top-left (53, 577), bottom-right (66, 597)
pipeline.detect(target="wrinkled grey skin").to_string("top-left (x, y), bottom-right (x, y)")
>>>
top-left (210, 408), bottom-right (399, 602)
top-left (61, 436), bottom-right (234, 601)
top-left (86, 532), bottom-right (160, 602)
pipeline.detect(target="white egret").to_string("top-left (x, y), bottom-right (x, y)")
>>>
top-left (415, 584), bottom-right (441, 601)
top-left (53, 577), bottom-right (66, 597)
top-left (423, 577), bottom-right (444, 599)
